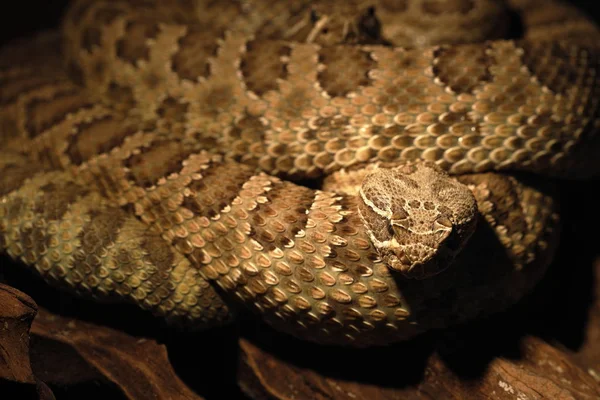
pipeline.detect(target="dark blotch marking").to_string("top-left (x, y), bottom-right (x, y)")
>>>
top-left (106, 82), bottom-right (136, 114)
top-left (172, 26), bottom-right (221, 81)
top-left (318, 47), bottom-right (375, 97)
top-left (433, 44), bottom-right (493, 94)
top-left (278, 87), bottom-right (313, 119)
top-left (24, 87), bottom-right (94, 138)
top-left (0, 74), bottom-right (62, 105)
top-left (0, 159), bottom-right (49, 196)
top-left (228, 114), bottom-right (265, 142)
top-left (520, 40), bottom-right (595, 95)
top-left (157, 97), bottom-right (189, 123)
top-left (182, 161), bottom-right (256, 219)
top-left (116, 20), bottom-right (160, 64)
top-left (35, 181), bottom-right (89, 221)
top-left (66, 115), bottom-right (137, 165)
top-left (226, 114), bottom-right (267, 165)
top-left (240, 40), bottom-right (291, 95)
top-left (79, 207), bottom-right (127, 276)
top-left (124, 139), bottom-right (196, 188)
top-left (81, 6), bottom-right (125, 52)
top-left (66, 61), bottom-right (85, 86)
top-left (197, 84), bottom-right (234, 118)
top-left (247, 181), bottom-right (315, 251)
top-left (141, 234), bottom-right (176, 290)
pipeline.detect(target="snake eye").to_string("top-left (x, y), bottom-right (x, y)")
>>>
top-left (433, 216), bottom-right (453, 240)
top-left (433, 216), bottom-right (452, 231)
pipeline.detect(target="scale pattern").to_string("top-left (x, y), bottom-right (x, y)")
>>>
top-left (0, 0), bottom-right (595, 346)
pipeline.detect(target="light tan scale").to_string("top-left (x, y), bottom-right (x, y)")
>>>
top-left (0, 112), bottom-right (559, 344)
top-left (0, 170), bottom-right (231, 327)
top-left (0, 38), bottom-right (232, 328)
top-left (0, 0), bottom-right (594, 346)
top-left (61, 0), bottom-right (600, 179)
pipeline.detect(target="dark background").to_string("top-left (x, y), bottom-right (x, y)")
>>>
top-left (0, 1), bottom-right (70, 47)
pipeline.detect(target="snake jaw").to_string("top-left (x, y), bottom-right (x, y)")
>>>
top-left (384, 221), bottom-right (455, 279)
top-left (386, 245), bottom-right (436, 278)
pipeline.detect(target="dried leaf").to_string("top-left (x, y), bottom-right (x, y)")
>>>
top-left (0, 284), bottom-right (37, 383)
top-left (0, 283), bottom-right (55, 399)
top-left (570, 258), bottom-right (600, 383)
top-left (30, 308), bottom-right (204, 400)
top-left (237, 333), bottom-right (600, 400)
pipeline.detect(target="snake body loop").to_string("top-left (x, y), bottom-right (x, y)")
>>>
top-left (0, 0), bottom-right (596, 346)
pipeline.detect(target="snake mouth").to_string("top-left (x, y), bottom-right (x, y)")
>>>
top-left (381, 219), bottom-right (454, 277)
top-left (385, 243), bottom-right (447, 279)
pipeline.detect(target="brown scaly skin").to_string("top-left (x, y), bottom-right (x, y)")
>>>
top-left (54, 0), bottom-right (600, 179)
top-left (0, 0), bottom-right (592, 346)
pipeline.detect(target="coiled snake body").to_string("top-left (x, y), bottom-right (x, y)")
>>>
top-left (0, 0), bottom-right (599, 347)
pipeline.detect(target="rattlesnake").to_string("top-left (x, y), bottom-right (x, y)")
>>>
top-left (0, 0), bottom-right (598, 347)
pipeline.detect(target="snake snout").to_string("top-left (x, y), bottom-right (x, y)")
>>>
top-left (386, 239), bottom-right (452, 279)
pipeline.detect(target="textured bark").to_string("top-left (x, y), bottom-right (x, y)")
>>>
top-left (0, 241), bottom-right (599, 399)
top-left (237, 334), bottom-right (600, 400)
top-left (569, 259), bottom-right (600, 381)
top-left (0, 284), bottom-right (37, 383)
top-left (0, 282), bottom-right (205, 399)
top-left (0, 284), bottom-right (54, 399)
top-left (30, 308), bottom-right (205, 400)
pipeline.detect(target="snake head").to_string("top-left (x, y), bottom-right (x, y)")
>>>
top-left (357, 162), bottom-right (478, 279)
top-left (283, 1), bottom-right (386, 45)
